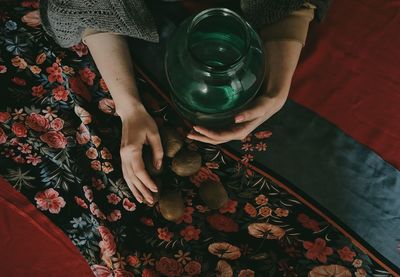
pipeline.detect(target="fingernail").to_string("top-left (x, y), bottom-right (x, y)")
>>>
top-left (147, 198), bottom-right (153, 204)
top-left (193, 126), bottom-right (200, 131)
top-left (235, 115), bottom-right (244, 123)
top-left (152, 186), bottom-right (158, 193)
top-left (137, 197), bottom-right (143, 203)
top-left (156, 160), bottom-right (162, 170)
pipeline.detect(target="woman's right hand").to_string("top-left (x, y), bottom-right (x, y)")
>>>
top-left (119, 103), bottom-right (163, 204)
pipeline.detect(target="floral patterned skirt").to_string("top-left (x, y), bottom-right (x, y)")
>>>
top-left (0, 2), bottom-right (395, 277)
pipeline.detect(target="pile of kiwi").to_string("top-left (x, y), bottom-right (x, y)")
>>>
top-left (143, 126), bottom-right (228, 221)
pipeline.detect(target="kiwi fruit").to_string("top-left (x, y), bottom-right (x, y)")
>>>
top-left (143, 145), bottom-right (163, 176)
top-left (159, 190), bottom-right (185, 221)
top-left (160, 126), bottom-right (183, 158)
top-left (199, 180), bottom-right (228, 209)
top-left (171, 149), bottom-right (202, 177)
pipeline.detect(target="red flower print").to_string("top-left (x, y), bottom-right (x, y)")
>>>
top-left (140, 217), bottom-right (154, 227)
top-left (184, 261), bottom-right (201, 276)
top-left (50, 118), bottom-right (64, 131)
top-left (157, 227), bottom-right (174, 241)
top-left (123, 198), bottom-right (136, 211)
top-left (40, 131), bottom-right (67, 148)
top-left (209, 242), bottom-right (241, 260)
top-left (26, 153), bottom-right (42, 165)
top-left (99, 78), bottom-right (109, 92)
top-left (76, 124), bottom-right (90, 145)
top-left (216, 260), bottom-right (233, 277)
top-left (90, 203), bottom-right (106, 220)
top-left (92, 135), bottom-right (102, 147)
top-left (196, 205), bottom-right (210, 213)
top-left (297, 213), bottom-right (320, 232)
top-left (255, 194), bottom-right (268, 205)
top-left (13, 155), bottom-right (25, 164)
top-left (102, 162), bottom-right (114, 174)
top-left (241, 143), bottom-right (253, 151)
top-left (238, 269), bottom-right (255, 277)
top-left (98, 98), bottom-right (116, 115)
top-left (74, 196), bottom-right (88, 209)
top-left (254, 130), bottom-right (272, 139)
top-left (127, 255), bottom-right (140, 267)
top-left (25, 113), bottom-right (49, 132)
top-left (255, 142), bottom-right (267, 151)
top-left (69, 76), bottom-right (92, 102)
top-left (0, 127), bottom-right (7, 144)
top-left (35, 53), bottom-right (46, 64)
top-left (46, 63), bottom-right (63, 83)
top-left (91, 160), bottom-right (101, 171)
top-left (241, 153), bottom-right (254, 164)
top-left (0, 65), bottom-right (7, 73)
top-left (100, 147), bottom-right (112, 159)
top-left (11, 56), bottom-right (27, 69)
top-left (258, 206), bottom-right (272, 217)
top-left (337, 246), bottom-right (356, 262)
top-left (30, 65), bottom-right (41, 74)
top-left (21, 10), bottom-right (41, 28)
top-left (248, 223), bottom-right (286, 240)
top-left (52, 86), bottom-right (69, 101)
top-left (205, 161), bottom-right (219, 169)
top-left (34, 188), bottom-right (66, 214)
top-left (355, 268), bottom-right (367, 277)
top-left (352, 259), bottom-right (362, 268)
top-left (11, 122), bottom-right (27, 137)
top-left (107, 193), bottom-right (121, 205)
top-left (86, 147), bottom-right (98, 159)
top-left (244, 203), bottom-right (257, 217)
top-left (303, 238), bottom-right (333, 263)
top-left (0, 112), bottom-right (11, 123)
top-left (31, 85), bottom-right (46, 97)
top-left (207, 214), bottom-right (239, 233)
top-left (309, 265), bottom-right (351, 277)
top-left (98, 226), bottom-right (117, 261)
top-left (79, 67), bottom-right (96, 86)
top-left (21, 0), bottom-right (39, 9)
top-left (180, 225), bottom-right (201, 241)
top-left (142, 268), bottom-right (158, 277)
top-left (71, 42), bottom-right (88, 57)
top-left (155, 257), bottom-right (183, 277)
top-left (83, 186), bottom-right (93, 202)
top-left (17, 142), bottom-right (32, 154)
top-left (175, 207), bottom-right (194, 224)
top-left (189, 166), bottom-right (220, 187)
top-left (275, 208), bottom-right (289, 217)
top-left (219, 199), bottom-right (237, 214)
top-left (107, 209), bottom-right (121, 222)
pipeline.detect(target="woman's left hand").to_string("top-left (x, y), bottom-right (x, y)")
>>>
top-left (187, 93), bottom-right (286, 144)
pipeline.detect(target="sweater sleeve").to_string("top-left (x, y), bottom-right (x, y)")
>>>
top-left (240, 0), bottom-right (332, 28)
top-left (39, 0), bottom-right (159, 48)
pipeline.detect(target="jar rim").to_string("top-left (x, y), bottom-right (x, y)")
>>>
top-left (186, 8), bottom-right (251, 72)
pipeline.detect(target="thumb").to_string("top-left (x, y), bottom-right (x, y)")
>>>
top-left (148, 132), bottom-right (164, 170)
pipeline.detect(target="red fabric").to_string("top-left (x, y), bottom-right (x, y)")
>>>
top-left (0, 177), bottom-right (93, 276)
top-left (290, 0), bottom-right (400, 168)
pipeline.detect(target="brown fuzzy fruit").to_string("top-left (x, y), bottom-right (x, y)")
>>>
top-left (171, 150), bottom-right (202, 177)
top-left (160, 126), bottom-right (183, 158)
top-left (159, 190), bottom-right (185, 221)
top-left (199, 180), bottom-right (228, 209)
top-left (143, 146), bottom-right (163, 176)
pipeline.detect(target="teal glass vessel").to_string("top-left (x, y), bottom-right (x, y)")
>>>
top-left (165, 8), bottom-right (265, 128)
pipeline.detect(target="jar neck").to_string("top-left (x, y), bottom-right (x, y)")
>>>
top-left (185, 8), bottom-right (251, 72)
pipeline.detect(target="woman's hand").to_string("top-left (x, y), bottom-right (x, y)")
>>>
top-left (119, 104), bottom-right (163, 204)
top-left (188, 93), bottom-right (286, 144)
top-left (188, 40), bottom-right (303, 144)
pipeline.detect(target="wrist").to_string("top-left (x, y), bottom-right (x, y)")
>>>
top-left (116, 100), bottom-right (146, 120)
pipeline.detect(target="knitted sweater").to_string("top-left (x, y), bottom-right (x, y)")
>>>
top-left (39, 0), bottom-right (331, 48)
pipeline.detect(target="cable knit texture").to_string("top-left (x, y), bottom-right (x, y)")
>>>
top-left (39, 0), bottom-right (159, 48)
top-left (40, 0), bottom-right (331, 48)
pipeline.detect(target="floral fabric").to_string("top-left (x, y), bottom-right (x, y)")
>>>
top-left (0, 2), bottom-right (395, 277)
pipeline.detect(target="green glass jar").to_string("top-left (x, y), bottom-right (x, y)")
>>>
top-left (165, 8), bottom-right (265, 128)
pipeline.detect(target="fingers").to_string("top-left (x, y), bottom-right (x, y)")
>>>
top-left (187, 131), bottom-right (228, 145)
top-left (147, 131), bottom-right (164, 170)
top-left (122, 164), bottom-right (143, 203)
top-left (234, 102), bottom-right (268, 123)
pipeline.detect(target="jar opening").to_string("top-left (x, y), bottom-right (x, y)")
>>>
top-left (187, 8), bottom-right (250, 71)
